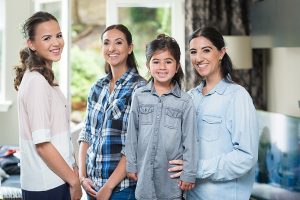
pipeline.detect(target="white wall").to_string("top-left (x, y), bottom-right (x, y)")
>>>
top-left (266, 48), bottom-right (300, 117)
top-left (0, 0), bottom-right (31, 145)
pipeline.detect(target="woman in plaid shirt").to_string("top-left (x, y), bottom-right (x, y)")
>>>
top-left (78, 24), bottom-right (145, 200)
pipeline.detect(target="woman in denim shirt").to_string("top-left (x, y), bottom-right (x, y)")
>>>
top-left (125, 34), bottom-right (198, 200)
top-left (169, 27), bottom-right (259, 200)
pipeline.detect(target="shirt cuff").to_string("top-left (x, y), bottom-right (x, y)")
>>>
top-left (32, 129), bottom-right (51, 144)
top-left (126, 161), bottom-right (137, 173)
top-left (180, 171), bottom-right (196, 183)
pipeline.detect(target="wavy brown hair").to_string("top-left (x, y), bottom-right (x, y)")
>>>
top-left (14, 11), bottom-right (59, 91)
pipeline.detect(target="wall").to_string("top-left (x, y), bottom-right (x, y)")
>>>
top-left (266, 48), bottom-right (300, 117)
top-left (0, 0), bottom-right (31, 145)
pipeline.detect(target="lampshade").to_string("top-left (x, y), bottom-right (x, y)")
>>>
top-left (223, 36), bottom-right (253, 70)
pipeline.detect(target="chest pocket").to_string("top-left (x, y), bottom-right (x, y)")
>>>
top-left (164, 108), bottom-right (182, 129)
top-left (111, 98), bottom-right (126, 120)
top-left (139, 105), bottom-right (154, 125)
top-left (199, 115), bottom-right (222, 141)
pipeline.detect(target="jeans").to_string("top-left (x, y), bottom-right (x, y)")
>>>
top-left (22, 183), bottom-right (70, 200)
top-left (87, 186), bottom-right (136, 200)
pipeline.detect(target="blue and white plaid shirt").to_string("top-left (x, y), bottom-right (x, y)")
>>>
top-left (78, 68), bottom-right (145, 192)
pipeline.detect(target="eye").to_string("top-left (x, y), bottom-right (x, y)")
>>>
top-left (203, 48), bottom-right (211, 53)
top-left (190, 50), bottom-right (196, 55)
top-left (116, 41), bottom-right (123, 45)
top-left (166, 60), bottom-right (173, 64)
top-left (57, 33), bottom-right (63, 38)
top-left (43, 36), bottom-right (51, 41)
top-left (152, 60), bottom-right (159, 65)
top-left (103, 41), bottom-right (109, 45)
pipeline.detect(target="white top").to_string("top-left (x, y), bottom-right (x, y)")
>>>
top-left (17, 70), bottom-right (74, 191)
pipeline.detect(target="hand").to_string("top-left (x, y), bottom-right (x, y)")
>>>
top-left (127, 172), bottom-right (138, 181)
top-left (69, 177), bottom-right (82, 200)
top-left (168, 160), bottom-right (183, 179)
top-left (81, 177), bottom-right (97, 198)
top-left (178, 180), bottom-right (195, 191)
top-left (96, 184), bottom-right (113, 200)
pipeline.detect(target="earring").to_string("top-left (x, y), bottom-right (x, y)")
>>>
top-left (219, 57), bottom-right (222, 61)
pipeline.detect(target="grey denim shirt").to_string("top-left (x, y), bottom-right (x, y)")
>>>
top-left (125, 81), bottom-right (198, 200)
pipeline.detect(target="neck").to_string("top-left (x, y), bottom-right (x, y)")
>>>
top-left (203, 73), bottom-right (222, 95)
top-left (154, 80), bottom-right (172, 96)
top-left (110, 65), bottom-right (128, 83)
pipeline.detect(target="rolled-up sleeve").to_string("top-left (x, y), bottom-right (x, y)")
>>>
top-left (78, 85), bottom-right (95, 145)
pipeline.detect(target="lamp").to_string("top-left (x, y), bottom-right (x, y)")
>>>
top-left (223, 36), bottom-right (253, 70)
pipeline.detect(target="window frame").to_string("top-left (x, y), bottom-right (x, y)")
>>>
top-left (0, 0), bottom-right (11, 112)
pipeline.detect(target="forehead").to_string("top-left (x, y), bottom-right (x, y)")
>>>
top-left (34, 20), bottom-right (60, 36)
top-left (102, 29), bottom-right (127, 41)
top-left (189, 36), bottom-right (214, 48)
top-left (151, 49), bottom-right (174, 59)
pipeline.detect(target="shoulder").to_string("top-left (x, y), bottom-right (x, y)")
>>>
top-left (226, 83), bottom-right (251, 98)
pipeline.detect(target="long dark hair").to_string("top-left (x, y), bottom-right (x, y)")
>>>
top-left (189, 26), bottom-right (234, 83)
top-left (145, 34), bottom-right (184, 88)
top-left (14, 11), bottom-right (59, 91)
top-left (100, 24), bottom-right (139, 74)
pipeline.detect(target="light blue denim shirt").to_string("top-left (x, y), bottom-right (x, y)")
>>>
top-left (187, 79), bottom-right (259, 200)
top-left (125, 81), bottom-right (198, 200)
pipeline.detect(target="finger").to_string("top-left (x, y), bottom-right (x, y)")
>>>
top-left (169, 160), bottom-right (183, 165)
top-left (168, 165), bottom-right (183, 172)
top-left (170, 171), bottom-right (182, 178)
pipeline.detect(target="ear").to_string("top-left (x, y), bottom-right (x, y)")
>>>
top-left (219, 47), bottom-right (226, 60)
top-left (27, 40), bottom-right (36, 51)
top-left (128, 43), bottom-right (133, 55)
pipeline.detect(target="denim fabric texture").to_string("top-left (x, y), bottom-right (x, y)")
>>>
top-left (125, 81), bottom-right (198, 200)
top-left (187, 79), bottom-right (259, 200)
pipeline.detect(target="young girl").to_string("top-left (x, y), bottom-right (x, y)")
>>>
top-left (125, 34), bottom-right (198, 200)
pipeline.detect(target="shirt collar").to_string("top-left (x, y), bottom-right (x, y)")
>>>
top-left (198, 79), bottom-right (228, 95)
top-left (101, 68), bottom-right (137, 86)
top-left (142, 80), bottom-right (181, 98)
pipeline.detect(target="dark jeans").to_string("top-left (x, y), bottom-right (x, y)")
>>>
top-left (87, 186), bottom-right (136, 200)
top-left (22, 183), bottom-right (70, 200)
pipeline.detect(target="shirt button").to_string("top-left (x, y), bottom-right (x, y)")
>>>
top-left (156, 115), bottom-right (160, 119)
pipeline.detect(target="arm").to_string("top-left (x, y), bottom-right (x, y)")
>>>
top-left (78, 84), bottom-right (98, 197)
top-left (96, 156), bottom-right (127, 200)
top-left (196, 89), bottom-right (259, 181)
top-left (124, 92), bottom-right (139, 174)
top-left (179, 98), bottom-right (198, 183)
top-left (36, 142), bottom-right (82, 200)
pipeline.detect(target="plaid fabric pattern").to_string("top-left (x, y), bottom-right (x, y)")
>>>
top-left (78, 68), bottom-right (145, 192)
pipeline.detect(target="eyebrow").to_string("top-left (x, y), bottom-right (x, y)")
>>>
top-left (189, 45), bottom-right (213, 51)
top-left (104, 37), bottom-right (125, 42)
top-left (41, 34), bottom-right (51, 39)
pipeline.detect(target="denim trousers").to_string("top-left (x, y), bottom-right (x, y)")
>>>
top-left (87, 186), bottom-right (136, 200)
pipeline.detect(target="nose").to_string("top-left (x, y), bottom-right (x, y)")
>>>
top-left (52, 37), bottom-right (60, 46)
top-left (194, 52), bottom-right (204, 63)
top-left (108, 43), bottom-right (115, 52)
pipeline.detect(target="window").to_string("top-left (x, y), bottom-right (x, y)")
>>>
top-left (0, 0), bottom-right (4, 95)
top-left (106, 0), bottom-right (185, 73)
top-left (0, 0), bottom-right (10, 112)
